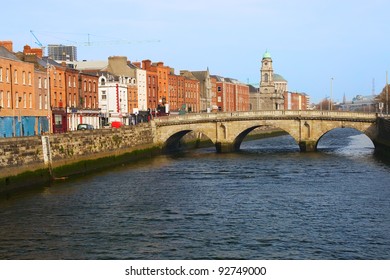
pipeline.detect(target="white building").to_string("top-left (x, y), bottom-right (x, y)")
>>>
top-left (76, 57), bottom-right (148, 125)
top-left (128, 63), bottom-right (147, 112)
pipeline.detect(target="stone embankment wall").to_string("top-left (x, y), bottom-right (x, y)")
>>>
top-left (0, 123), bottom-right (155, 195)
top-left (375, 117), bottom-right (390, 154)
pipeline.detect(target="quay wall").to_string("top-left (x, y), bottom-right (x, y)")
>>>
top-left (0, 123), bottom-right (156, 196)
top-left (375, 117), bottom-right (390, 155)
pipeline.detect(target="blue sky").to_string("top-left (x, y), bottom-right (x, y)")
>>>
top-left (3, 0), bottom-right (389, 103)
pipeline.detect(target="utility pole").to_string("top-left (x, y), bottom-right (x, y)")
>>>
top-left (386, 71), bottom-right (389, 116)
top-left (330, 78), bottom-right (334, 111)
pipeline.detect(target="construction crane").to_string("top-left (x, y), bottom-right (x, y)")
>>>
top-left (30, 30), bottom-right (160, 48)
top-left (30, 30), bottom-right (46, 54)
top-left (77, 33), bottom-right (160, 46)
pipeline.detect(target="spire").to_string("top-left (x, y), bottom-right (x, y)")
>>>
top-left (263, 49), bottom-right (271, 59)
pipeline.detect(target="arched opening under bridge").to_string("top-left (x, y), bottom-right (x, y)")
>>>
top-left (163, 130), bottom-right (214, 153)
top-left (317, 127), bottom-right (375, 153)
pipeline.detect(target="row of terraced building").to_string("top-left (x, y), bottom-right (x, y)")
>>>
top-left (0, 41), bottom-right (250, 137)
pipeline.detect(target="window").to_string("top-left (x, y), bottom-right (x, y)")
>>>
top-left (22, 71), bottom-right (26, 85)
top-left (39, 94), bottom-right (42, 109)
top-left (73, 76), bottom-right (76, 87)
top-left (28, 72), bottom-right (32, 85)
top-left (264, 73), bottom-right (269, 82)
top-left (44, 93), bottom-right (48, 110)
top-left (84, 80), bottom-right (87, 91)
top-left (38, 77), bottom-right (42, 88)
top-left (55, 115), bottom-right (62, 126)
top-left (14, 69), bottom-right (18, 84)
top-left (217, 86), bottom-right (221, 92)
top-left (44, 78), bottom-right (47, 89)
top-left (68, 76), bottom-right (71, 87)
top-left (15, 93), bottom-right (19, 108)
top-left (0, 67), bottom-right (2, 82)
top-left (0, 90), bottom-right (3, 107)
top-left (7, 91), bottom-right (11, 108)
top-left (23, 92), bottom-right (27, 108)
top-left (88, 81), bottom-right (91, 92)
top-left (29, 93), bottom-right (32, 108)
top-left (6, 68), bottom-right (9, 83)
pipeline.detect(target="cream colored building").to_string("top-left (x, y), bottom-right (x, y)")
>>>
top-left (250, 51), bottom-right (286, 110)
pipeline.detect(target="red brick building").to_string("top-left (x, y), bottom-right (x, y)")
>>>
top-left (283, 91), bottom-right (308, 110)
top-left (213, 76), bottom-right (249, 112)
top-left (168, 70), bottom-right (185, 112)
top-left (0, 41), bottom-right (48, 137)
top-left (141, 60), bottom-right (170, 112)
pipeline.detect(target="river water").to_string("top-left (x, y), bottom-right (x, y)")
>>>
top-left (0, 128), bottom-right (389, 259)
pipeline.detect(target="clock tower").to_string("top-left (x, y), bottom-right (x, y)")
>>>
top-left (259, 50), bottom-right (284, 110)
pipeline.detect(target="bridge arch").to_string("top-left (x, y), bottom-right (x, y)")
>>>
top-left (314, 122), bottom-right (377, 151)
top-left (157, 125), bottom-right (216, 152)
top-left (226, 120), bottom-right (303, 152)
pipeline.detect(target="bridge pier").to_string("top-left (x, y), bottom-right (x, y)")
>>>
top-left (298, 140), bottom-right (317, 152)
top-left (215, 142), bottom-right (236, 153)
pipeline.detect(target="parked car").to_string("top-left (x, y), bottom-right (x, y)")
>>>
top-left (77, 124), bottom-right (94, 130)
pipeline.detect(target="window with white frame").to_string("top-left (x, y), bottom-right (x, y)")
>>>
top-left (15, 93), bottom-right (19, 108)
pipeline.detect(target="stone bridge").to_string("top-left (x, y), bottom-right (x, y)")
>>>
top-left (150, 110), bottom-right (378, 152)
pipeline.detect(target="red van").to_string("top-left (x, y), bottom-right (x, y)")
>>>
top-left (111, 121), bottom-right (123, 128)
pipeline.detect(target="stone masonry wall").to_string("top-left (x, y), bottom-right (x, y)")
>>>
top-left (0, 123), bottom-right (154, 180)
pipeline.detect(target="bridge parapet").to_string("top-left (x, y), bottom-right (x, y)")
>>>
top-left (152, 110), bottom-right (377, 126)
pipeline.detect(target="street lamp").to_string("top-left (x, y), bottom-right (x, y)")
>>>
top-left (46, 63), bottom-right (55, 134)
top-left (386, 71), bottom-right (388, 116)
top-left (18, 96), bottom-right (22, 136)
top-left (330, 77), bottom-right (334, 111)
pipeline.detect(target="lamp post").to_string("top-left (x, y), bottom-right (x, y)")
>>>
top-left (330, 77), bottom-right (334, 111)
top-left (46, 63), bottom-right (55, 134)
top-left (18, 96), bottom-right (22, 136)
top-left (386, 71), bottom-right (388, 116)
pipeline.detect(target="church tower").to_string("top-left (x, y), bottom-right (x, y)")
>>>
top-left (260, 50), bottom-right (275, 93)
top-left (259, 50), bottom-right (284, 110)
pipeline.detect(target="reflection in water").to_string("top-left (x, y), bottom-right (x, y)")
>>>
top-left (0, 128), bottom-right (389, 259)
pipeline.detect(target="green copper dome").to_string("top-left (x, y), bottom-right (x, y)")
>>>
top-left (263, 50), bottom-right (271, 59)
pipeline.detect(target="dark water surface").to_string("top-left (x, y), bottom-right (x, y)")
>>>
top-left (1, 128), bottom-right (389, 259)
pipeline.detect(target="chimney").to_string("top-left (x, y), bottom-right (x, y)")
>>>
top-left (0, 41), bottom-right (13, 52)
top-left (133, 62), bottom-right (141, 68)
top-left (23, 44), bottom-right (43, 58)
top-left (142, 59), bottom-right (152, 70)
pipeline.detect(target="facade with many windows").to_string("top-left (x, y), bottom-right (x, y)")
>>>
top-left (0, 42), bottom-right (48, 137)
